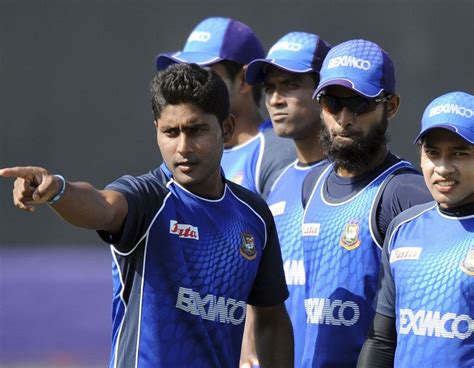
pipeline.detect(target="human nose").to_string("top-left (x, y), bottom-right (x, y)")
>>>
top-left (176, 133), bottom-right (193, 154)
top-left (434, 156), bottom-right (455, 176)
top-left (267, 89), bottom-right (285, 107)
top-left (336, 106), bottom-right (355, 128)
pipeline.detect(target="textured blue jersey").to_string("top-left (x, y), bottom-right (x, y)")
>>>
top-left (301, 160), bottom-right (415, 368)
top-left (98, 166), bottom-right (288, 368)
top-left (267, 159), bottom-right (328, 367)
top-left (376, 202), bottom-right (474, 368)
top-left (221, 125), bottom-right (296, 200)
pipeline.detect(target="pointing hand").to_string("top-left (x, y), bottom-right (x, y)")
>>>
top-left (0, 166), bottom-right (63, 212)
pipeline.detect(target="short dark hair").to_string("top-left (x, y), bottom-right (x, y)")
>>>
top-left (151, 63), bottom-right (229, 125)
top-left (219, 60), bottom-right (262, 107)
top-left (307, 72), bottom-right (320, 87)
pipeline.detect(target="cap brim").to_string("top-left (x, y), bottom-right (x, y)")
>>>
top-left (246, 59), bottom-right (313, 85)
top-left (313, 78), bottom-right (384, 99)
top-left (155, 51), bottom-right (223, 70)
top-left (413, 124), bottom-right (474, 144)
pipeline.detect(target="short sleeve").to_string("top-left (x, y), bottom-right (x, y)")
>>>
top-left (247, 207), bottom-right (289, 307)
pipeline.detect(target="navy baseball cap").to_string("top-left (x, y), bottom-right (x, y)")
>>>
top-left (414, 91), bottom-right (474, 144)
top-left (313, 39), bottom-right (395, 98)
top-left (245, 32), bottom-right (332, 85)
top-left (155, 17), bottom-right (264, 70)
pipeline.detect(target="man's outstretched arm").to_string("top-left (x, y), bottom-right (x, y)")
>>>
top-left (254, 303), bottom-right (294, 368)
top-left (0, 166), bottom-right (127, 234)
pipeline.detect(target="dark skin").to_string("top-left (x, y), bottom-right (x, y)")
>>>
top-left (320, 85), bottom-right (400, 177)
top-left (212, 63), bottom-right (263, 148)
top-left (0, 102), bottom-right (294, 368)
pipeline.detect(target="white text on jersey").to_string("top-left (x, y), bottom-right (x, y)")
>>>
top-left (399, 308), bottom-right (473, 340)
top-left (284, 260), bottom-right (305, 285)
top-left (305, 298), bottom-right (360, 326)
top-left (176, 287), bottom-right (246, 325)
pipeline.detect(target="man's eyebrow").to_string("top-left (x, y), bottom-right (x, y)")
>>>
top-left (424, 141), bottom-right (472, 150)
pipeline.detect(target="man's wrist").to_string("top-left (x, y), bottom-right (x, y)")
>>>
top-left (48, 174), bottom-right (66, 205)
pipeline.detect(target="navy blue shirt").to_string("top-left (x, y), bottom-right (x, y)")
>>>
top-left (98, 166), bottom-right (288, 368)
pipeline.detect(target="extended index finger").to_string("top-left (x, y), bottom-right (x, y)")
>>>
top-left (0, 166), bottom-right (37, 180)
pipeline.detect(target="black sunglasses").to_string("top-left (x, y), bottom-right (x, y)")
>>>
top-left (316, 93), bottom-right (392, 116)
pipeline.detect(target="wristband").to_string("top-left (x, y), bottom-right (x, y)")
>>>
top-left (47, 174), bottom-right (66, 205)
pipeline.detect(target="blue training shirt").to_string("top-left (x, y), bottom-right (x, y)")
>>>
top-left (221, 120), bottom-right (296, 200)
top-left (376, 202), bottom-right (474, 367)
top-left (300, 153), bottom-right (431, 367)
top-left (267, 158), bottom-right (328, 368)
top-left (98, 166), bottom-right (289, 368)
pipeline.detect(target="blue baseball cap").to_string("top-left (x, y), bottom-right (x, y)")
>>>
top-left (313, 39), bottom-right (395, 98)
top-left (414, 91), bottom-right (474, 144)
top-left (245, 32), bottom-right (332, 85)
top-left (155, 17), bottom-right (264, 70)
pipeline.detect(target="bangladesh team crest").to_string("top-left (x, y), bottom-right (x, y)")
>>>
top-left (240, 233), bottom-right (257, 260)
top-left (460, 245), bottom-right (474, 276)
top-left (339, 221), bottom-right (362, 250)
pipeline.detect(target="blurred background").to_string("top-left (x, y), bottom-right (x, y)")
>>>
top-left (1, 0), bottom-right (473, 366)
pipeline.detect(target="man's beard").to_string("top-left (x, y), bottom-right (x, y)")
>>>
top-left (320, 116), bottom-right (388, 173)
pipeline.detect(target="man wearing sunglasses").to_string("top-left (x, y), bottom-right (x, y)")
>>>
top-left (301, 39), bottom-right (431, 367)
top-left (245, 32), bottom-right (332, 368)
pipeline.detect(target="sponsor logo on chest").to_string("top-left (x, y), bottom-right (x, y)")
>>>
top-left (305, 297), bottom-right (360, 326)
top-left (302, 223), bottom-right (321, 236)
top-left (284, 260), bottom-right (305, 285)
top-left (390, 247), bottom-right (422, 263)
top-left (269, 201), bottom-right (286, 216)
top-left (399, 308), bottom-right (474, 340)
top-left (176, 286), bottom-right (246, 325)
top-left (169, 220), bottom-right (199, 240)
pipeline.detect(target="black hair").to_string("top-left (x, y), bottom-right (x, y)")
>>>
top-left (151, 63), bottom-right (229, 125)
top-left (219, 60), bottom-right (262, 107)
top-left (307, 72), bottom-right (320, 87)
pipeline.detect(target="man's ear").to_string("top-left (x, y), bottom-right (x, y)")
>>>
top-left (222, 114), bottom-right (236, 144)
top-left (236, 66), bottom-right (253, 95)
top-left (387, 94), bottom-right (401, 119)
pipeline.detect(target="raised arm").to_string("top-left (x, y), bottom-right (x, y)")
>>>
top-left (254, 303), bottom-right (294, 368)
top-left (0, 166), bottom-right (127, 234)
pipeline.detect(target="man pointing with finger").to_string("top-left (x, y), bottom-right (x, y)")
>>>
top-left (0, 63), bottom-right (294, 368)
